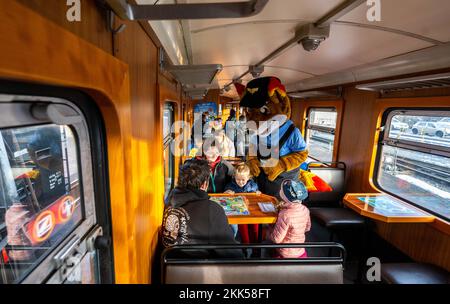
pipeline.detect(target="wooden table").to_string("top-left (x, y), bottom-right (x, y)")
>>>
top-left (209, 193), bottom-right (278, 225)
top-left (343, 193), bottom-right (435, 223)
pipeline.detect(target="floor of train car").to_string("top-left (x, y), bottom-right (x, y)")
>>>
top-left (307, 218), bottom-right (412, 284)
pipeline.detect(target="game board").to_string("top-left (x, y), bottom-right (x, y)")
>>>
top-left (210, 196), bottom-right (250, 216)
top-left (357, 196), bottom-right (422, 216)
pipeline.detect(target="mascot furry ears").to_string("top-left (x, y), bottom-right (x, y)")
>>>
top-left (239, 76), bottom-right (309, 197)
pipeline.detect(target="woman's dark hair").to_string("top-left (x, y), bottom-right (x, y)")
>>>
top-left (178, 159), bottom-right (210, 189)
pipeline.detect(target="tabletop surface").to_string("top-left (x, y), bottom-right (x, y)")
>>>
top-left (209, 193), bottom-right (279, 225)
top-left (343, 193), bottom-right (435, 223)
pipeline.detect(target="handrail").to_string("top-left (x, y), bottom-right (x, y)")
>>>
top-left (162, 242), bottom-right (346, 263)
top-left (307, 161), bottom-right (346, 170)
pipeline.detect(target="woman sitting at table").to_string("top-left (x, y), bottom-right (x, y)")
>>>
top-left (184, 142), bottom-right (234, 194)
top-left (224, 163), bottom-right (261, 242)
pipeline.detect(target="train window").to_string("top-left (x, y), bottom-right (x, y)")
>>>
top-left (0, 86), bottom-right (112, 284)
top-left (305, 108), bottom-right (338, 162)
top-left (163, 103), bottom-right (175, 199)
top-left (375, 109), bottom-right (450, 220)
top-left (0, 124), bottom-right (84, 283)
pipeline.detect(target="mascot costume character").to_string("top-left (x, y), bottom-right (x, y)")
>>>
top-left (238, 76), bottom-right (309, 197)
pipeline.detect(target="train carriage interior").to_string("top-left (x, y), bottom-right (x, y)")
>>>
top-left (0, 0), bottom-right (449, 285)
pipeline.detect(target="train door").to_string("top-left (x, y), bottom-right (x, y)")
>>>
top-left (0, 82), bottom-right (113, 284)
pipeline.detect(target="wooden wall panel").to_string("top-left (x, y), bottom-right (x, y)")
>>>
top-left (16, 0), bottom-right (112, 53)
top-left (0, 0), bottom-right (134, 282)
top-left (4, 0), bottom-right (181, 283)
top-left (114, 20), bottom-right (163, 284)
top-left (290, 99), bottom-right (304, 128)
top-left (338, 87), bottom-right (379, 192)
top-left (375, 222), bottom-right (450, 271)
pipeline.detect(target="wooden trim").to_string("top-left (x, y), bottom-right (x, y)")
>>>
top-left (433, 218), bottom-right (450, 235)
top-left (0, 1), bottom-right (133, 282)
top-left (343, 193), bottom-right (435, 223)
top-left (296, 99), bottom-right (344, 162)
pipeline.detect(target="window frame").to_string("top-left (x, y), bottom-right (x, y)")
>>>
top-left (373, 107), bottom-right (450, 221)
top-left (381, 109), bottom-right (450, 158)
top-left (0, 101), bottom-right (94, 283)
top-left (305, 107), bottom-right (339, 163)
top-left (0, 80), bottom-right (114, 284)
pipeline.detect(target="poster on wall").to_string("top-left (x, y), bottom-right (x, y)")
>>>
top-left (193, 102), bottom-right (217, 120)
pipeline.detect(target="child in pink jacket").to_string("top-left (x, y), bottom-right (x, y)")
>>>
top-left (268, 179), bottom-right (311, 258)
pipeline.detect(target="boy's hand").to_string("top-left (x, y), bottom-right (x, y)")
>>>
top-left (255, 191), bottom-right (262, 195)
top-left (225, 190), bottom-right (235, 194)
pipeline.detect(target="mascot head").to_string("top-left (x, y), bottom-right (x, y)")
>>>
top-left (240, 76), bottom-right (291, 124)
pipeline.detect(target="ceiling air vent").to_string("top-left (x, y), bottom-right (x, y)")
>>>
top-left (288, 88), bottom-right (342, 99)
top-left (184, 85), bottom-right (212, 100)
top-left (356, 72), bottom-right (450, 94)
top-left (165, 64), bottom-right (223, 87)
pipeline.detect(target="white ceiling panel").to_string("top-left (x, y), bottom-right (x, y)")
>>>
top-left (339, 0), bottom-right (450, 43)
top-left (191, 22), bottom-right (301, 65)
top-left (140, 0), bottom-right (450, 94)
top-left (256, 23), bottom-right (433, 78)
top-left (217, 65), bottom-right (313, 85)
top-left (188, 0), bottom-right (345, 32)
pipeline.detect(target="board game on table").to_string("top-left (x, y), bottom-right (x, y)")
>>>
top-left (209, 193), bottom-right (278, 225)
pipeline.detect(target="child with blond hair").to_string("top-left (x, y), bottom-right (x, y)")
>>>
top-left (225, 163), bottom-right (261, 241)
top-left (224, 163), bottom-right (260, 194)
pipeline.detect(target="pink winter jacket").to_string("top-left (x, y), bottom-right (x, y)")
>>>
top-left (268, 202), bottom-right (311, 258)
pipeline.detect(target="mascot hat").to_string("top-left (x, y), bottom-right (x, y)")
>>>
top-left (240, 76), bottom-right (287, 108)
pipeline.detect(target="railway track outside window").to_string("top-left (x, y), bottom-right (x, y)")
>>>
top-left (305, 108), bottom-right (337, 163)
top-left (374, 109), bottom-right (450, 221)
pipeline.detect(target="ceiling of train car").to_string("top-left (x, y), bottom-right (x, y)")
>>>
top-left (142, 0), bottom-right (450, 99)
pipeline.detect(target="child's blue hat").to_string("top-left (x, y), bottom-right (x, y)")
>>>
top-left (279, 179), bottom-right (308, 203)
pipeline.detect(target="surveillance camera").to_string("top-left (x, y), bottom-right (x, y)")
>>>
top-left (249, 65), bottom-right (264, 78)
top-left (296, 24), bottom-right (330, 52)
top-left (251, 71), bottom-right (261, 78)
top-left (300, 37), bottom-right (326, 52)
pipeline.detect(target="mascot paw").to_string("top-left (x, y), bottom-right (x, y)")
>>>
top-left (281, 150), bottom-right (309, 172)
top-left (263, 162), bottom-right (286, 182)
top-left (247, 158), bottom-right (261, 177)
